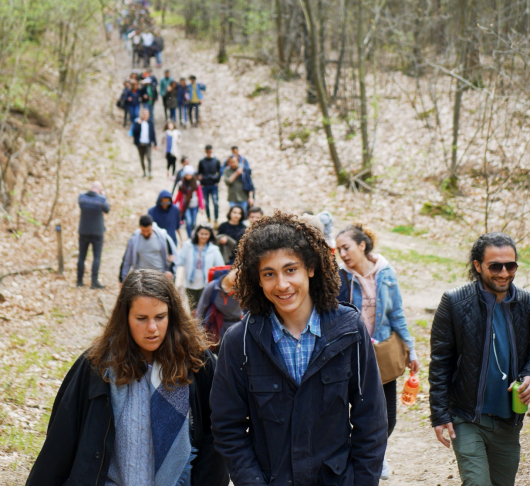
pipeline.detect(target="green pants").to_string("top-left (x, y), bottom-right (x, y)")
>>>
top-left (451, 414), bottom-right (522, 486)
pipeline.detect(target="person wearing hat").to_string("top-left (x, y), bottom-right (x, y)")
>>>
top-left (139, 76), bottom-right (158, 119)
top-left (174, 165), bottom-right (205, 239)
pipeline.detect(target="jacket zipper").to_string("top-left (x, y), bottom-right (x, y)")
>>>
top-left (95, 401), bottom-right (112, 486)
top-left (474, 302), bottom-right (493, 422)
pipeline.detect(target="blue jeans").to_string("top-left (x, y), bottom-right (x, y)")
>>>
top-left (178, 103), bottom-right (187, 125)
top-left (156, 51), bottom-right (162, 65)
top-left (129, 104), bottom-right (139, 122)
top-left (143, 102), bottom-right (154, 118)
top-left (169, 108), bottom-right (176, 122)
top-left (185, 207), bottom-right (199, 238)
top-left (202, 185), bottom-right (219, 220)
top-left (229, 201), bottom-right (248, 215)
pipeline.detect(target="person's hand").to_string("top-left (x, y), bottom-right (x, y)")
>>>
top-left (409, 360), bottom-right (419, 374)
top-left (199, 100), bottom-right (202, 105)
top-left (128, 97), bottom-right (132, 101)
top-left (434, 423), bottom-right (455, 448)
top-left (248, 197), bottom-right (255, 207)
top-left (153, 146), bottom-right (158, 151)
top-left (508, 376), bottom-right (530, 404)
top-left (164, 271), bottom-right (173, 281)
top-left (236, 167), bottom-right (244, 175)
top-left (143, 94), bottom-right (148, 99)
top-left (219, 236), bottom-right (228, 245)
top-left (167, 254), bottom-right (175, 262)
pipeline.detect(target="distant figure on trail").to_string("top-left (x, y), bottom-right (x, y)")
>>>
top-left (163, 81), bottom-right (179, 123)
top-left (216, 205), bottom-right (246, 264)
top-left (125, 79), bottom-right (141, 125)
top-left (148, 190), bottom-right (181, 245)
top-left (198, 145), bottom-right (221, 227)
top-left (210, 212), bottom-right (387, 486)
top-left (177, 77), bottom-right (188, 128)
top-left (174, 165), bottom-right (204, 239)
top-left (77, 181), bottom-right (110, 289)
top-left (186, 75), bottom-right (205, 127)
top-left (132, 109), bottom-right (157, 179)
top-left (246, 206), bottom-right (264, 226)
top-left (161, 120), bottom-right (181, 177)
top-left (336, 223), bottom-right (418, 481)
top-left (172, 155), bottom-right (192, 192)
top-left (317, 210), bottom-right (335, 248)
top-left (120, 215), bottom-right (177, 283)
top-left (196, 266), bottom-right (243, 347)
top-left (141, 30), bottom-right (154, 67)
top-left (178, 224), bottom-right (224, 311)
top-left (118, 80), bottom-right (131, 127)
top-left (429, 232), bottom-right (530, 486)
top-left (159, 69), bottom-right (173, 120)
top-left (223, 155), bottom-right (254, 214)
top-left (139, 76), bottom-right (157, 119)
top-left (26, 269), bottom-right (229, 486)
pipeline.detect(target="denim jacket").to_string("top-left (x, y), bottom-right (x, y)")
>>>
top-left (338, 260), bottom-right (415, 355)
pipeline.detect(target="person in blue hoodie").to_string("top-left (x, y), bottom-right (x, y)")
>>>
top-left (210, 212), bottom-right (387, 486)
top-left (148, 190), bottom-right (181, 245)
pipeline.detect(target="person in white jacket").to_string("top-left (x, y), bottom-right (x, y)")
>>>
top-left (161, 120), bottom-right (182, 178)
top-left (178, 224), bottom-right (224, 310)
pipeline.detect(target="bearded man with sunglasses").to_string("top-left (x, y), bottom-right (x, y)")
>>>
top-left (429, 232), bottom-right (530, 485)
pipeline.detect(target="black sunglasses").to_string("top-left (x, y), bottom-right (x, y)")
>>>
top-left (485, 261), bottom-right (518, 275)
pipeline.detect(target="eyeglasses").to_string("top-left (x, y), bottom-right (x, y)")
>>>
top-left (485, 262), bottom-right (518, 275)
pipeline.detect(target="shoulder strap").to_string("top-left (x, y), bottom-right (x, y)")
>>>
top-left (210, 279), bottom-right (221, 305)
top-left (340, 269), bottom-right (352, 302)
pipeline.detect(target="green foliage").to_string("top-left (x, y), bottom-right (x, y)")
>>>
top-left (391, 225), bottom-right (427, 236)
top-left (288, 127), bottom-right (312, 143)
top-left (415, 319), bottom-right (429, 329)
top-left (248, 83), bottom-right (272, 98)
top-left (420, 201), bottom-right (457, 220)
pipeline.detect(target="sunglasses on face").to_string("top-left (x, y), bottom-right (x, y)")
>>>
top-left (485, 261), bottom-right (518, 275)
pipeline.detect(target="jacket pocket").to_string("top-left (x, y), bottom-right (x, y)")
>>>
top-left (321, 367), bottom-right (351, 415)
top-left (249, 375), bottom-right (284, 424)
top-left (320, 446), bottom-right (351, 486)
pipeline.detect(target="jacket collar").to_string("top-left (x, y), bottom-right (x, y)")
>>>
top-left (88, 367), bottom-right (110, 400)
top-left (476, 279), bottom-right (516, 307)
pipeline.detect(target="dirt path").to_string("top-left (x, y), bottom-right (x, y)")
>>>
top-left (1, 28), bottom-right (530, 485)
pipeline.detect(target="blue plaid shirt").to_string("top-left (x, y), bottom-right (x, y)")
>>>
top-left (271, 307), bottom-right (321, 384)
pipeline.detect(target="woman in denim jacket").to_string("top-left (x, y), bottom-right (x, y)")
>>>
top-left (336, 223), bottom-right (418, 481)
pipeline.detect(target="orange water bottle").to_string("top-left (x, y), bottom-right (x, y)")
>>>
top-left (401, 372), bottom-right (420, 406)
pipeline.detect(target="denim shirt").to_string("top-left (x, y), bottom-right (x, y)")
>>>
top-left (340, 264), bottom-right (415, 355)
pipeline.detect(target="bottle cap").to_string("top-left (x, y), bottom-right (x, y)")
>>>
top-left (408, 374), bottom-right (420, 388)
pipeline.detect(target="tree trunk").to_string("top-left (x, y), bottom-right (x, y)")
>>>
top-left (218, 2), bottom-right (228, 63)
top-left (356, 0), bottom-right (371, 182)
top-left (333, 0), bottom-right (349, 100)
top-left (301, 0), bottom-right (344, 182)
top-left (317, 0), bottom-right (328, 97)
top-left (275, 0), bottom-right (287, 73)
top-left (302, 20), bottom-right (317, 104)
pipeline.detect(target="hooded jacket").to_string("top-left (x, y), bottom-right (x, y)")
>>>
top-left (119, 223), bottom-right (178, 282)
top-left (429, 281), bottom-right (530, 427)
top-left (177, 240), bottom-right (224, 288)
top-left (210, 304), bottom-right (387, 486)
top-left (26, 351), bottom-right (229, 486)
top-left (148, 190), bottom-right (181, 244)
top-left (338, 256), bottom-right (415, 357)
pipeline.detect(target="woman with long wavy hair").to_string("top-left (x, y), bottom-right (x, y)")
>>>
top-left (27, 269), bottom-right (229, 486)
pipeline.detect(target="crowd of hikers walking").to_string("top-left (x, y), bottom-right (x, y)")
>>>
top-left (25, 3), bottom-right (530, 486)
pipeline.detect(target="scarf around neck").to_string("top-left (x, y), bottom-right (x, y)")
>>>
top-left (179, 177), bottom-right (198, 214)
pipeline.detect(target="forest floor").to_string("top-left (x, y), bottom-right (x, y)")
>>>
top-left (1, 28), bottom-right (530, 485)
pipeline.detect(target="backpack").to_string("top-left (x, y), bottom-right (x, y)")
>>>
top-left (208, 265), bottom-right (231, 282)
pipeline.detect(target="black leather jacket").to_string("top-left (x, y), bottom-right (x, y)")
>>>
top-left (429, 281), bottom-right (530, 427)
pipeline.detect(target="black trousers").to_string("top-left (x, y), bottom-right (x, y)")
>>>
top-left (166, 153), bottom-right (176, 174)
top-left (383, 379), bottom-right (397, 437)
top-left (77, 234), bottom-right (104, 284)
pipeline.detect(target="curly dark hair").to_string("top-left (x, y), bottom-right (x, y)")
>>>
top-left (234, 211), bottom-right (340, 315)
top-left (468, 232), bottom-right (517, 281)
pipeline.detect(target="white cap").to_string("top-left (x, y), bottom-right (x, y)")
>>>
top-left (183, 166), bottom-right (195, 176)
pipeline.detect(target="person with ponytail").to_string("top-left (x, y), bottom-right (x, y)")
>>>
top-left (174, 165), bottom-right (204, 238)
top-left (336, 223), bottom-right (418, 481)
top-left (27, 269), bottom-right (229, 486)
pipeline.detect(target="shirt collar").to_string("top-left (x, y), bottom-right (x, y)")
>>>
top-left (271, 306), bottom-right (321, 343)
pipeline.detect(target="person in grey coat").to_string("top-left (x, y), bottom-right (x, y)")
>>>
top-left (119, 215), bottom-right (178, 283)
top-left (77, 181), bottom-right (110, 289)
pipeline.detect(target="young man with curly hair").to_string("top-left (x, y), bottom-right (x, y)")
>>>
top-left (210, 212), bottom-right (387, 486)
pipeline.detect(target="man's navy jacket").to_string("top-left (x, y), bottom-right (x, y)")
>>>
top-left (210, 304), bottom-right (387, 486)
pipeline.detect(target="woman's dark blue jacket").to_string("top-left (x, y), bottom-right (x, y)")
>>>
top-left (210, 304), bottom-right (387, 486)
